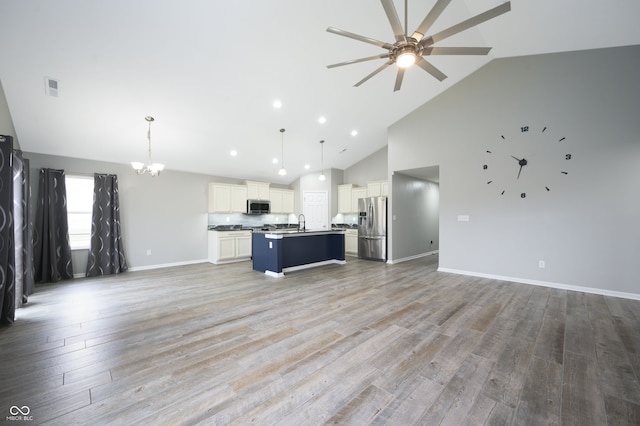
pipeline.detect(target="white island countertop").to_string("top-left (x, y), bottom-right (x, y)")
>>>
top-left (252, 229), bottom-right (345, 238)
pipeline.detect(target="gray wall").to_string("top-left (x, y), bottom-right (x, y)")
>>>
top-left (388, 45), bottom-right (640, 297)
top-left (26, 152), bottom-right (216, 274)
top-left (344, 146), bottom-right (387, 186)
top-left (391, 173), bottom-right (439, 261)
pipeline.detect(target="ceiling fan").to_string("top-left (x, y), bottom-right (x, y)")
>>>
top-left (326, 0), bottom-right (511, 91)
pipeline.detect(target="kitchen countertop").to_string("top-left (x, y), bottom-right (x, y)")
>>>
top-left (252, 229), bottom-right (345, 237)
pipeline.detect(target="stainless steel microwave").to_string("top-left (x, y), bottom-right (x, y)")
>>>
top-left (247, 199), bottom-right (270, 215)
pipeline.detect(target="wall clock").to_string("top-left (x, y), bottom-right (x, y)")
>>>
top-left (483, 125), bottom-right (572, 198)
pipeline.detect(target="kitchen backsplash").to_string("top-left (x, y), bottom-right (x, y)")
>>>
top-left (208, 212), bottom-right (359, 227)
top-left (208, 213), bottom-right (297, 227)
top-left (332, 213), bottom-right (358, 226)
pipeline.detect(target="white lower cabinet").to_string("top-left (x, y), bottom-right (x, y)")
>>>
top-left (236, 233), bottom-right (252, 258)
top-left (208, 231), bottom-right (252, 264)
top-left (345, 229), bottom-right (358, 256)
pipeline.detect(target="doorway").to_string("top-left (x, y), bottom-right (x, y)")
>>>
top-left (390, 166), bottom-right (440, 266)
top-left (302, 191), bottom-right (328, 231)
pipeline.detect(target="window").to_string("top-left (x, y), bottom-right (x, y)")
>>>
top-left (65, 175), bottom-right (93, 250)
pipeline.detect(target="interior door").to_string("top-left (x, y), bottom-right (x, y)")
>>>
top-left (303, 191), bottom-right (328, 231)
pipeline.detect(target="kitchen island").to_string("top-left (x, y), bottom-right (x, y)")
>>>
top-left (252, 229), bottom-right (346, 277)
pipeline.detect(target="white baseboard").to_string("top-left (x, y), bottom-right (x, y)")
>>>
top-left (437, 267), bottom-right (640, 301)
top-left (128, 259), bottom-right (209, 272)
top-left (73, 259), bottom-right (209, 278)
top-left (263, 259), bottom-right (347, 278)
top-left (283, 259), bottom-right (346, 273)
top-left (387, 250), bottom-right (439, 265)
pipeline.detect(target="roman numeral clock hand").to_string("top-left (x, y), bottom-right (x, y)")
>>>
top-left (511, 155), bottom-right (528, 179)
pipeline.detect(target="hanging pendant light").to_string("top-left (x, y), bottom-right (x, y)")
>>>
top-left (131, 116), bottom-right (165, 176)
top-left (278, 128), bottom-right (287, 176)
top-left (318, 140), bottom-right (326, 181)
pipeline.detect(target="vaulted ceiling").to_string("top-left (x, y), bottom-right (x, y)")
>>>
top-left (1, 0), bottom-right (639, 184)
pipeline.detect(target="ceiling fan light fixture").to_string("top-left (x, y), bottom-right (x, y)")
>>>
top-left (396, 51), bottom-right (416, 68)
top-left (326, 0), bottom-right (512, 90)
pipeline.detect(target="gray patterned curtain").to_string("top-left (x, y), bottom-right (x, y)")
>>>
top-left (12, 151), bottom-right (34, 308)
top-left (0, 135), bottom-right (16, 325)
top-left (34, 168), bottom-right (73, 283)
top-left (86, 173), bottom-right (127, 277)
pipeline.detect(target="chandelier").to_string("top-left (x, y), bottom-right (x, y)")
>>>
top-left (131, 116), bottom-right (165, 176)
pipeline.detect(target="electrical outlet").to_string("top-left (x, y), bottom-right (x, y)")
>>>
top-left (146, 249), bottom-right (151, 256)
top-left (539, 260), bottom-right (545, 268)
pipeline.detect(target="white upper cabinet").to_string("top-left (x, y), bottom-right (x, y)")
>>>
top-left (338, 184), bottom-right (353, 213)
top-left (208, 183), bottom-right (247, 213)
top-left (351, 187), bottom-right (368, 212)
top-left (270, 188), bottom-right (294, 213)
top-left (367, 180), bottom-right (388, 197)
top-left (338, 184), bottom-right (368, 213)
top-left (230, 185), bottom-right (248, 212)
top-left (245, 181), bottom-right (270, 200)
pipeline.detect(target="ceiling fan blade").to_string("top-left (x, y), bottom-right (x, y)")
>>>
top-left (354, 60), bottom-right (394, 87)
top-left (416, 57), bottom-right (447, 81)
top-left (423, 46), bottom-right (492, 56)
top-left (394, 68), bottom-right (405, 92)
top-left (380, 0), bottom-right (405, 42)
top-left (411, 0), bottom-right (452, 40)
top-left (420, 1), bottom-right (511, 47)
top-left (327, 27), bottom-right (394, 50)
top-left (327, 53), bottom-right (391, 69)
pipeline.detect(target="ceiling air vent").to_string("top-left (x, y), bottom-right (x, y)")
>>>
top-left (45, 77), bottom-right (59, 97)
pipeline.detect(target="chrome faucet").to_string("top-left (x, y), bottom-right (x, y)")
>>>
top-left (298, 214), bottom-right (306, 231)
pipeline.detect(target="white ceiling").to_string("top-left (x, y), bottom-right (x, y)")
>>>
top-left (1, 0), bottom-right (639, 185)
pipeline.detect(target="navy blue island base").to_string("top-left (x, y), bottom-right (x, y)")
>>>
top-left (252, 230), bottom-right (346, 277)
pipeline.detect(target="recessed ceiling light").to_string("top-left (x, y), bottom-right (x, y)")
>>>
top-left (230, 150), bottom-right (237, 156)
top-left (351, 130), bottom-right (358, 136)
top-left (318, 116), bottom-right (326, 124)
top-left (304, 164), bottom-right (310, 169)
top-left (273, 100), bottom-right (282, 108)
top-left (272, 158), bottom-right (278, 164)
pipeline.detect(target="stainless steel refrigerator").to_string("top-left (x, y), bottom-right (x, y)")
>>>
top-left (357, 196), bottom-right (387, 261)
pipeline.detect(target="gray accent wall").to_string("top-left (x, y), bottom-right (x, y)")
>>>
top-left (388, 45), bottom-right (640, 297)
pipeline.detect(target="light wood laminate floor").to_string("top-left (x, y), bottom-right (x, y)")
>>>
top-left (1, 256), bottom-right (639, 425)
